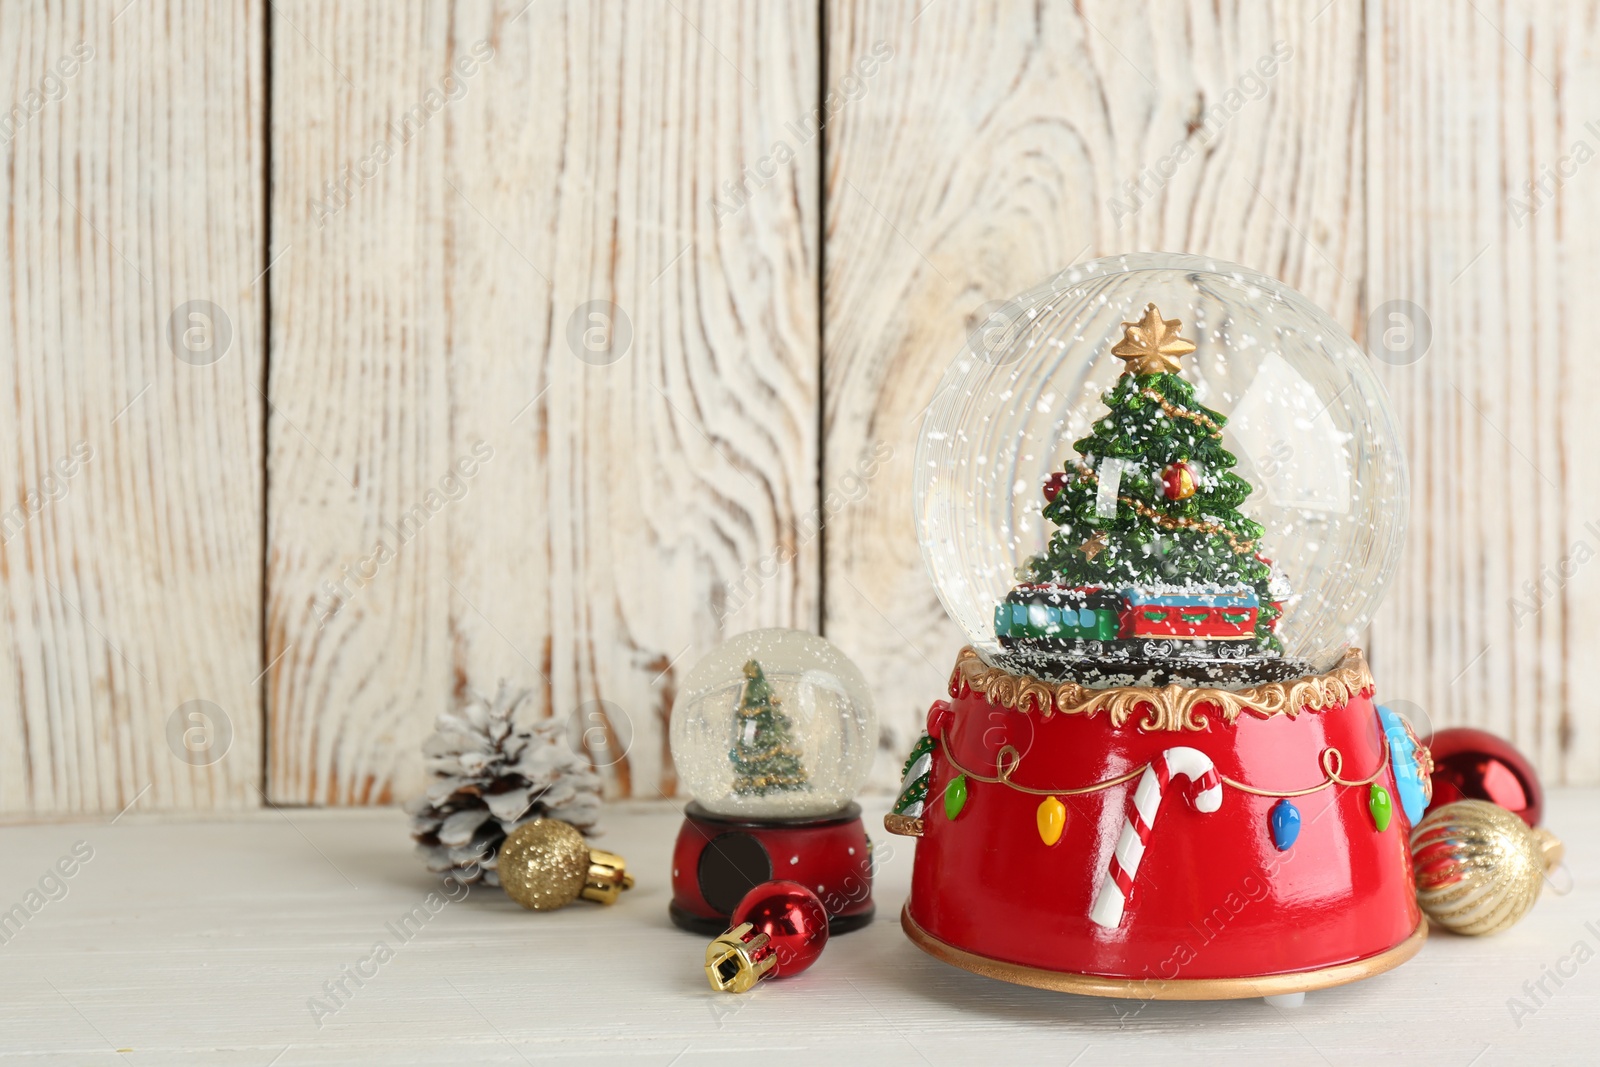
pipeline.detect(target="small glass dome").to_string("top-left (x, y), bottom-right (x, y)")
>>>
top-left (914, 253), bottom-right (1408, 688)
top-left (671, 629), bottom-right (876, 818)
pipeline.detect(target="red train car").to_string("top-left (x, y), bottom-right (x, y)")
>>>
top-left (1116, 587), bottom-right (1260, 642)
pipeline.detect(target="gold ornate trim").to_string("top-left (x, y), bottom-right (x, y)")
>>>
top-left (883, 813), bottom-right (924, 837)
top-left (901, 905), bottom-right (1427, 1000)
top-left (951, 646), bottom-right (1374, 731)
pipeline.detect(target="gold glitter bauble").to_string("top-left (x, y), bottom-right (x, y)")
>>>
top-left (499, 819), bottom-right (592, 911)
top-left (1410, 800), bottom-right (1563, 936)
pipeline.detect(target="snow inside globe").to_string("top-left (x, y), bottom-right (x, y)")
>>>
top-left (671, 629), bottom-right (876, 819)
top-left (915, 252), bottom-right (1409, 689)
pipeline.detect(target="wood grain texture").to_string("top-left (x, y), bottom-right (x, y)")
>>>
top-left (2, 795), bottom-right (1599, 1061)
top-left (6, 0), bottom-right (1598, 817)
top-left (0, 1), bottom-right (264, 814)
top-left (823, 0), bottom-right (1365, 785)
top-left (267, 1), bottom-right (819, 803)
top-left (1366, 0), bottom-right (1600, 784)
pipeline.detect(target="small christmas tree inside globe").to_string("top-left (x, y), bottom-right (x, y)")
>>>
top-left (915, 253), bottom-right (1408, 689)
top-left (671, 629), bottom-right (876, 819)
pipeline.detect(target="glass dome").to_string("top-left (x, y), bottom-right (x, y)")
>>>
top-left (671, 629), bottom-right (876, 818)
top-left (914, 253), bottom-right (1408, 688)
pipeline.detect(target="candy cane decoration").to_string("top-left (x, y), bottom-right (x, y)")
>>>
top-left (1090, 746), bottom-right (1222, 929)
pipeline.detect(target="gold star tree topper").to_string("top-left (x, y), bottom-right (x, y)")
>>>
top-left (1110, 303), bottom-right (1196, 375)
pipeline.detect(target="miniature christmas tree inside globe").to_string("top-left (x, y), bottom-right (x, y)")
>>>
top-left (671, 629), bottom-right (876, 819)
top-left (915, 253), bottom-right (1408, 689)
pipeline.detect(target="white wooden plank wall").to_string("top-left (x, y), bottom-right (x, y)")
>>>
top-left (1, 1), bottom-right (1597, 817)
top-left (1366, 0), bottom-right (1600, 785)
top-left (267, 1), bottom-right (819, 805)
top-left (0, 1), bottom-right (264, 816)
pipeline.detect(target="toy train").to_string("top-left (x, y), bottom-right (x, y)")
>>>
top-left (994, 583), bottom-right (1270, 659)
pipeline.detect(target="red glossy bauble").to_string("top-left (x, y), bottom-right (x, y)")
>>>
top-left (1423, 727), bottom-right (1543, 827)
top-left (1043, 472), bottom-right (1069, 502)
top-left (731, 880), bottom-right (830, 978)
top-left (1161, 460), bottom-right (1196, 500)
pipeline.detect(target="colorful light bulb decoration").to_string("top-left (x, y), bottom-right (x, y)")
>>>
top-left (887, 253), bottom-right (1422, 1002)
top-left (1037, 797), bottom-right (1066, 846)
top-left (1378, 705), bottom-right (1432, 824)
top-left (1269, 799), bottom-right (1301, 852)
top-left (944, 775), bottom-right (968, 821)
top-left (1369, 784), bottom-right (1393, 832)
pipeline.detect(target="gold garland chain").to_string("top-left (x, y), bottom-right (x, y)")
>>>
top-left (733, 742), bottom-right (804, 763)
top-left (938, 732), bottom-right (1391, 800)
top-left (1123, 495), bottom-right (1256, 555)
top-left (1137, 387), bottom-right (1223, 438)
top-left (1072, 463), bottom-right (1255, 555)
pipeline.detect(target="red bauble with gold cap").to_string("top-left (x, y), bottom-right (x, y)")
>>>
top-left (1161, 461), bottom-right (1197, 501)
top-left (704, 881), bottom-right (830, 993)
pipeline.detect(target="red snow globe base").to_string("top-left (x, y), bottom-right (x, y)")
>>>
top-left (886, 649), bottom-right (1428, 999)
top-left (669, 802), bottom-right (875, 936)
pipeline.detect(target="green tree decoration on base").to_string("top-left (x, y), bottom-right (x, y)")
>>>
top-left (1016, 303), bottom-right (1283, 653)
top-left (729, 660), bottom-right (809, 796)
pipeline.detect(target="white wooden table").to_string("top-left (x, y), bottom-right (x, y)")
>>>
top-left (1, 793), bottom-right (1595, 1065)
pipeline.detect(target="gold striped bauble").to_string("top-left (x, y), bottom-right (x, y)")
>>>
top-left (1410, 800), bottom-right (1563, 936)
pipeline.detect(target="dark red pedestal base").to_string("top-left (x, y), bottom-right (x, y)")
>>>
top-left (668, 802), bottom-right (875, 936)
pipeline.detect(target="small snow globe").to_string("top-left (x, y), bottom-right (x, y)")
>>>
top-left (668, 629), bottom-right (879, 934)
top-left (914, 252), bottom-right (1408, 688)
top-left (671, 628), bottom-right (875, 817)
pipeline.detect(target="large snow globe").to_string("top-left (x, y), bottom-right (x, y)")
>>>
top-left (887, 253), bottom-right (1429, 1002)
top-left (915, 252), bottom-right (1408, 689)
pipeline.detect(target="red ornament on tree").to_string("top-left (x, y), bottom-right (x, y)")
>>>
top-left (704, 881), bottom-right (830, 993)
top-left (1160, 460), bottom-right (1196, 501)
top-left (1043, 471), bottom-right (1068, 502)
top-left (1422, 728), bottom-right (1543, 827)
